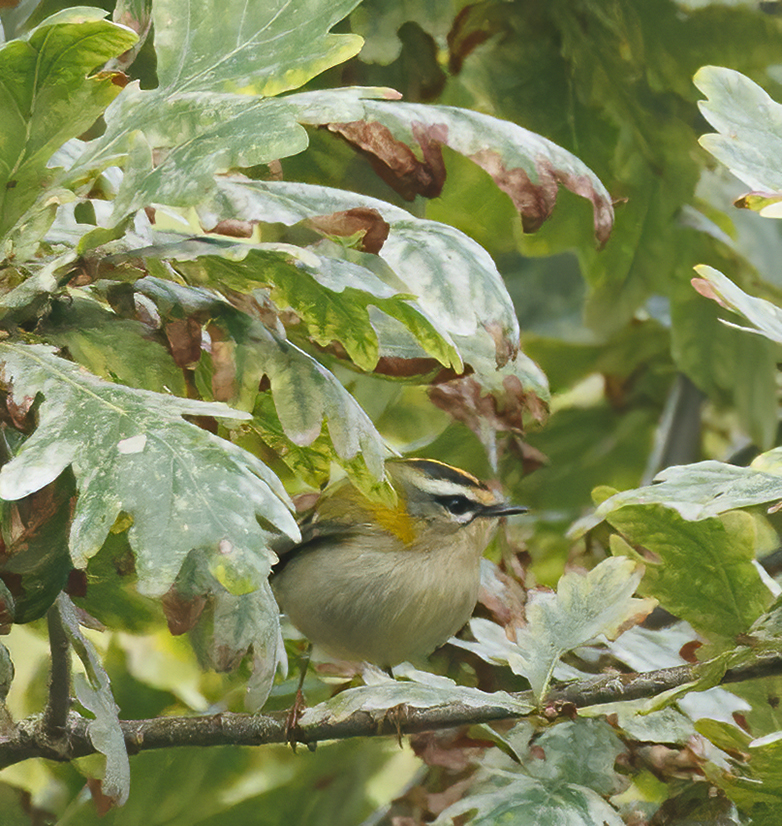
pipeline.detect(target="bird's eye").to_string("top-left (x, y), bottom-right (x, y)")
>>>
top-left (435, 494), bottom-right (474, 517)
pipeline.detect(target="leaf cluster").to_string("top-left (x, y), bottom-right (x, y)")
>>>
top-left (3, 0), bottom-right (782, 824)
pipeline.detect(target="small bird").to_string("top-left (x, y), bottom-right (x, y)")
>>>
top-left (271, 458), bottom-right (527, 668)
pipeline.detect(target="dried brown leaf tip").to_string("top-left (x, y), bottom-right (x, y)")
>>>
top-left (470, 152), bottom-right (614, 248)
top-left (164, 316), bottom-right (203, 368)
top-left (205, 219), bottom-right (256, 238)
top-left (430, 374), bottom-right (547, 442)
top-left (447, 4), bottom-right (507, 75)
top-left (327, 120), bottom-right (446, 200)
top-left (162, 589), bottom-right (206, 636)
top-left (308, 207), bottom-right (390, 254)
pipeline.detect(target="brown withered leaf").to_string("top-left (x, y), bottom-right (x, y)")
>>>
top-left (507, 435), bottom-right (548, 476)
top-left (205, 218), bottom-right (256, 238)
top-left (162, 589), bottom-right (207, 636)
top-left (373, 356), bottom-right (464, 381)
top-left (207, 323), bottom-right (237, 403)
top-left (478, 563), bottom-right (527, 635)
top-left (471, 151), bottom-right (613, 248)
top-left (86, 778), bottom-right (118, 816)
top-left (429, 374), bottom-right (546, 439)
top-left (327, 120), bottom-right (446, 200)
top-left (164, 316), bottom-right (202, 368)
top-left (307, 207), bottom-right (390, 254)
top-left (448, 2), bottom-right (507, 74)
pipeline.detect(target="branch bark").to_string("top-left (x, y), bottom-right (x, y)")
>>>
top-left (2, 652), bottom-right (781, 769)
top-left (40, 598), bottom-right (71, 752)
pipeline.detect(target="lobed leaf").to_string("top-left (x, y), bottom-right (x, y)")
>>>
top-left (200, 178), bottom-right (541, 389)
top-left (0, 9), bottom-right (137, 243)
top-left (608, 506), bottom-right (774, 642)
top-left (293, 92), bottom-right (615, 246)
top-left (572, 448), bottom-right (782, 536)
top-left (167, 240), bottom-right (460, 373)
top-left (58, 594), bottom-right (130, 807)
top-left (0, 343), bottom-right (299, 596)
top-left (436, 719), bottom-right (626, 826)
top-left (456, 557), bottom-right (655, 699)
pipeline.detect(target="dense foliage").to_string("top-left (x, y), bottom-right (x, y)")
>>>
top-left (3, 0), bottom-right (782, 823)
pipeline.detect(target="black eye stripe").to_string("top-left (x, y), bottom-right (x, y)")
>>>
top-left (433, 494), bottom-right (476, 517)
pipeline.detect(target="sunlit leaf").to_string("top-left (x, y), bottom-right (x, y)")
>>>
top-left (456, 557), bottom-right (655, 699)
top-left (0, 343), bottom-right (298, 596)
top-left (572, 449), bottom-right (782, 535)
top-left (696, 66), bottom-right (782, 193)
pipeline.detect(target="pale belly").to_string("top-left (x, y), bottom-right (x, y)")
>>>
top-left (272, 536), bottom-right (483, 667)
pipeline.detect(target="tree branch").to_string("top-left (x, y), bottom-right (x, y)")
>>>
top-left (2, 653), bottom-right (781, 769)
top-left (41, 599), bottom-right (71, 748)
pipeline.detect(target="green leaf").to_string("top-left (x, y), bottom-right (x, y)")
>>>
top-left (698, 719), bottom-right (782, 817)
top-left (202, 179), bottom-right (529, 376)
top-left (225, 313), bottom-right (389, 484)
top-left (0, 9), bottom-right (137, 243)
top-left (0, 472), bottom-right (74, 623)
top-left (187, 574), bottom-right (283, 712)
top-left (437, 720), bottom-right (626, 826)
top-left (0, 343), bottom-right (299, 596)
top-left (572, 450), bottom-right (782, 536)
top-left (607, 506), bottom-right (773, 642)
top-left (0, 251), bottom-right (76, 326)
top-left (672, 274), bottom-right (778, 449)
top-left (0, 640), bottom-right (12, 706)
top-left (63, 0), bottom-right (373, 225)
top-left (298, 675), bottom-right (533, 728)
top-left (696, 66), bottom-right (782, 193)
top-left (44, 292), bottom-right (187, 395)
top-left (169, 240), bottom-right (459, 373)
top-left (152, 0), bottom-right (362, 96)
top-left (58, 593), bottom-right (130, 807)
top-left (457, 557), bottom-right (656, 699)
top-left (295, 94), bottom-right (615, 246)
top-left (692, 264), bottom-right (782, 346)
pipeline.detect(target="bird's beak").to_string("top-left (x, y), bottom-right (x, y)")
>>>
top-left (478, 502), bottom-right (528, 518)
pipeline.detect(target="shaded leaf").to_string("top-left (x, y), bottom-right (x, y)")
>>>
top-left (692, 264), bottom-right (782, 345)
top-left (0, 9), bottom-right (136, 242)
top-left (436, 719), bottom-right (626, 826)
top-left (0, 471), bottom-right (74, 623)
top-left (169, 240), bottom-right (459, 373)
top-left (0, 343), bottom-right (298, 596)
top-left (58, 593), bottom-right (130, 807)
top-left (44, 292), bottom-right (187, 395)
top-left (200, 178), bottom-right (534, 381)
top-left (607, 506), bottom-right (773, 642)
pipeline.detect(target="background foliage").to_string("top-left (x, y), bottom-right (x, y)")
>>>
top-left (3, 0), bottom-right (782, 823)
